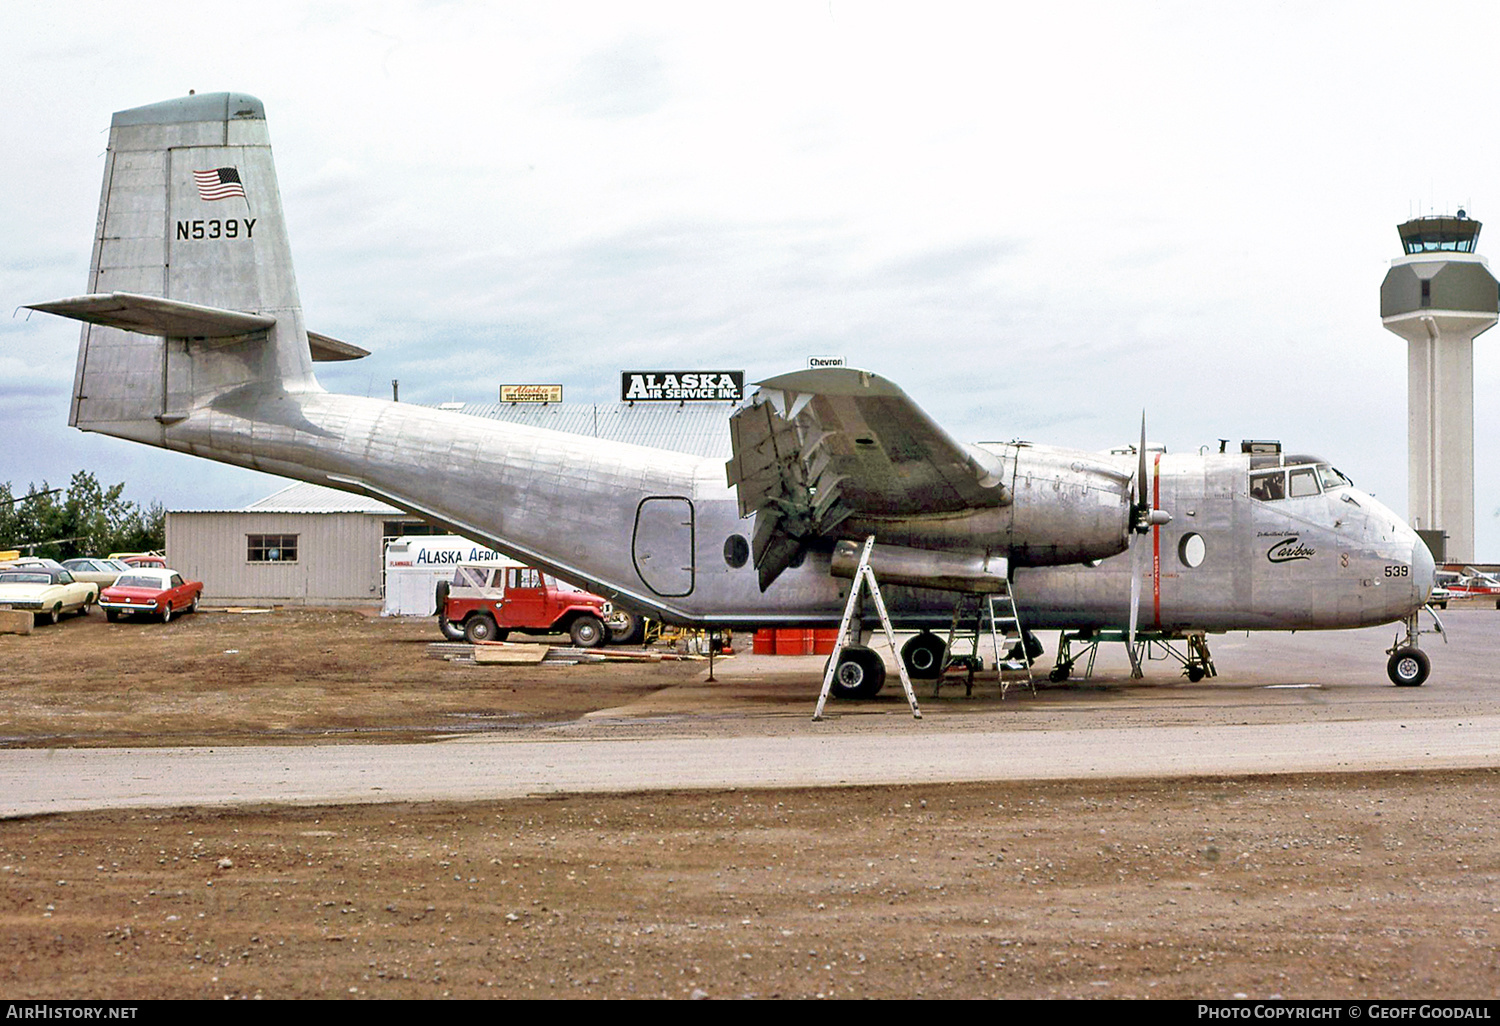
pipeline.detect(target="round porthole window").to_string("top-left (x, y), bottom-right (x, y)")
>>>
top-left (724, 534), bottom-right (750, 569)
top-left (1178, 532), bottom-right (1206, 568)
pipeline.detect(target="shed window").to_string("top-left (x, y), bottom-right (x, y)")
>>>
top-left (247, 534), bottom-right (299, 563)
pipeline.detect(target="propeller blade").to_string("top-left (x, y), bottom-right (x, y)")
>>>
top-left (1128, 538), bottom-right (1144, 678)
top-left (1137, 412), bottom-right (1148, 512)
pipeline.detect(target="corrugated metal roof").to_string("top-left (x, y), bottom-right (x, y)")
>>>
top-left (239, 482), bottom-right (404, 515)
top-left (444, 402), bottom-right (734, 458)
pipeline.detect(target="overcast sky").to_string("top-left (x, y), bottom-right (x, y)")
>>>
top-left (4, 1), bottom-right (1499, 557)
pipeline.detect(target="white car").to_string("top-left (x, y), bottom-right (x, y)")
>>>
top-left (0, 567), bottom-right (99, 625)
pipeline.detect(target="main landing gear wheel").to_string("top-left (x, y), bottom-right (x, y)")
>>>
top-left (607, 609), bottom-right (645, 645)
top-left (570, 614), bottom-right (606, 649)
top-left (1006, 630), bottom-right (1044, 665)
top-left (828, 645), bottom-right (887, 699)
top-left (900, 632), bottom-right (947, 680)
top-left (1387, 647), bottom-right (1430, 687)
top-left (1186, 665), bottom-right (1207, 683)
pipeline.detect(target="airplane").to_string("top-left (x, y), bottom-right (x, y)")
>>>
top-left (27, 92), bottom-right (1440, 699)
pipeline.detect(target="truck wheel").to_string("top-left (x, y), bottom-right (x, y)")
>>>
top-left (570, 615), bottom-right (605, 648)
top-left (464, 614), bottom-right (499, 644)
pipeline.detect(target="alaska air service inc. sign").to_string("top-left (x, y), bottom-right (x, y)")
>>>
top-left (621, 371), bottom-right (743, 402)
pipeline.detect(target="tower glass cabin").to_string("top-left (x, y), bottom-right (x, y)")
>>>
top-left (1380, 211), bottom-right (1498, 564)
top-left (1397, 214), bottom-right (1482, 255)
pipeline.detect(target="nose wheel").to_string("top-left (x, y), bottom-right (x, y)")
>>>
top-left (1385, 608), bottom-right (1443, 687)
top-left (1387, 647), bottom-right (1430, 687)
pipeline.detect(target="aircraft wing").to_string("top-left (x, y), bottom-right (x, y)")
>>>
top-left (726, 368), bottom-right (1009, 590)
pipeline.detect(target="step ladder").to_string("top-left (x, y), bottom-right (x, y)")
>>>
top-left (988, 587), bottom-right (1034, 698)
top-left (813, 536), bottom-right (921, 722)
top-left (937, 581), bottom-right (1034, 698)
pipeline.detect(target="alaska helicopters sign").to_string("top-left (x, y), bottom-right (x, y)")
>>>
top-left (500, 384), bottom-right (562, 403)
top-left (621, 371), bottom-right (743, 402)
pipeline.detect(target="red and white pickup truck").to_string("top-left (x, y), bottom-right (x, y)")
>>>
top-left (437, 563), bottom-right (617, 647)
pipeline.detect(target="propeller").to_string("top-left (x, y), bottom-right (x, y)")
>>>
top-left (1127, 413), bottom-right (1172, 678)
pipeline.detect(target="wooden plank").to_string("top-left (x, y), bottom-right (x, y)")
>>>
top-left (473, 645), bottom-right (549, 665)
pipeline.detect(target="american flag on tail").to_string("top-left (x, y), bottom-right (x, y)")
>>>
top-left (193, 167), bottom-right (246, 202)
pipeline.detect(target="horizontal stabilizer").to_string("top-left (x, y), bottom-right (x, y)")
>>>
top-left (306, 331), bottom-right (370, 362)
top-left (30, 293), bottom-right (368, 361)
top-left (28, 292), bottom-right (274, 338)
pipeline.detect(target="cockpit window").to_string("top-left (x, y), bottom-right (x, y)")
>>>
top-left (1288, 467), bottom-right (1320, 498)
top-left (1250, 471), bottom-right (1286, 501)
top-left (1317, 464), bottom-right (1350, 490)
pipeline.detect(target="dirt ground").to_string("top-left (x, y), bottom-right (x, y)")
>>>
top-left (0, 608), bottom-right (702, 748)
top-left (2, 609), bottom-right (1497, 999)
top-left (3, 773), bottom-right (1498, 1000)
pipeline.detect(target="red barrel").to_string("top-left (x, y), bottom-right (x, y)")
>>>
top-left (775, 629), bottom-right (814, 655)
top-left (752, 629), bottom-right (776, 655)
top-left (812, 629), bottom-right (840, 654)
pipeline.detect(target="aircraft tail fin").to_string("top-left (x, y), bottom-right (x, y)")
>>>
top-left (31, 92), bottom-right (319, 443)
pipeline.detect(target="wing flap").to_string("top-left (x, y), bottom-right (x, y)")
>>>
top-left (726, 367), bottom-right (1009, 589)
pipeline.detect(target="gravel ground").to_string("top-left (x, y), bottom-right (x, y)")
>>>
top-left (1, 607), bottom-right (1496, 999)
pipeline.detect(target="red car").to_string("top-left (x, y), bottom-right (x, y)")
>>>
top-left (99, 569), bottom-right (203, 623)
top-left (113, 553), bottom-right (168, 569)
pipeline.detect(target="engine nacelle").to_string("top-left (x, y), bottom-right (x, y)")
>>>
top-left (1001, 443), bottom-right (1133, 566)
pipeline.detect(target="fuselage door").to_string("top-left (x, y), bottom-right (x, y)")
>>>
top-left (633, 496), bottom-right (695, 597)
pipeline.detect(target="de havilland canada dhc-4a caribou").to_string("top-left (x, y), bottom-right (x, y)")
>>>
top-left (29, 93), bottom-right (1442, 707)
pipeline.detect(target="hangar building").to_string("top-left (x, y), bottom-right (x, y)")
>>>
top-left (164, 401), bottom-right (733, 607)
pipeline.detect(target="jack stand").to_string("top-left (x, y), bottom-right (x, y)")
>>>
top-left (1184, 632), bottom-right (1216, 681)
top-left (814, 536), bottom-right (921, 722)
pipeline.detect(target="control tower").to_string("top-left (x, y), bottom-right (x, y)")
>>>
top-left (1380, 212), bottom-right (1498, 563)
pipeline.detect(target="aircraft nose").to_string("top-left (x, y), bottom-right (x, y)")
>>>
top-left (1412, 533), bottom-right (1436, 605)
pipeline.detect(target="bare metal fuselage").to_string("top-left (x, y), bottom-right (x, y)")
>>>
top-left (36, 91), bottom-right (1433, 642)
top-left (146, 388), bottom-right (1430, 634)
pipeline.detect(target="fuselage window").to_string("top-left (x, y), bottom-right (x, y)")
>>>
top-left (723, 535), bottom-right (750, 569)
top-left (1288, 467), bottom-right (1321, 498)
top-left (1178, 532), bottom-right (1206, 568)
top-left (1250, 471), bottom-right (1286, 502)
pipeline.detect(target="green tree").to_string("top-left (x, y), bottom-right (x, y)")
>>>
top-left (0, 472), bottom-right (165, 559)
